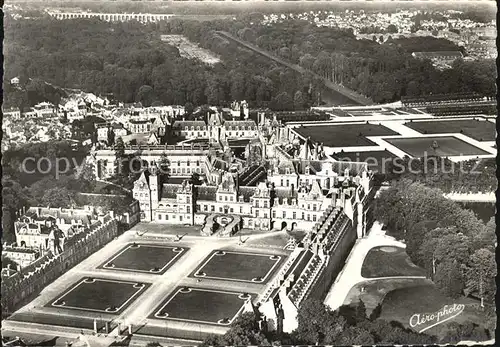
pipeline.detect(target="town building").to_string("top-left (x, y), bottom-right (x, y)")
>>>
top-left (2, 246), bottom-right (41, 268)
top-left (14, 206), bottom-right (95, 252)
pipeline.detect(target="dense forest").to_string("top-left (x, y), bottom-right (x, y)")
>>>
top-left (228, 20), bottom-right (496, 103)
top-left (3, 16), bottom-right (322, 110)
top-left (375, 180), bottom-right (496, 311)
top-left (4, 14), bottom-right (496, 109)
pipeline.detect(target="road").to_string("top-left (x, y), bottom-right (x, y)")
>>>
top-left (215, 31), bottom-right (374, 106)
top-left (323, 221), bottom-right (425, 311)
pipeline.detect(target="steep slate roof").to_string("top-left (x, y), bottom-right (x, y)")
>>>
top-left (196, 186), bottom-right (217, 201)
top-left (238, 186), bottom-right (256, 202)
top-left (161, 183), bottom-right (181, 199)
top-left (172, 121), bottom-right (207, 130)
top-left (223, 120), bottom-right (257, 129)
top-left (274, 188), bottom-right (298, 205)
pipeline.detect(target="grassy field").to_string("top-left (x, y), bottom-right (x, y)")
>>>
top-left (344, 277), bottom-right (434, 314)
top-left (152, 287), bottom-right (248, 324)
top-left (50, 278), bottom-right (148, 313)
top-left (405, 119), bottom-right (496, 142)
top-left (385, 136), bottom-right (490, 157)
top-left (361, 246), bottom-right (426, 278)
top-left (294, 123), bottom-right (398, 147)
top-left (192, 250), bottom-right (281, 282)
top-left (380, 284), bottom-right (489, 340)
top-left (99, 244), bottom-right (187, 274)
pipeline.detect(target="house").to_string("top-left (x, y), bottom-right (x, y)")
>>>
top-left (411, 51), bottom-right (463, 63)
top-left (10, 77), bottom-right (19, 85)
top-left (129, 119), bottom-right (152, 134)
top-left (14, 207), bottom-right (95, 253)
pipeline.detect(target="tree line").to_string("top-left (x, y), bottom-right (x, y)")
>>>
top-left (201, 297), bottom-right (491, 346)
top-left (374, 179), bottom-right (496, 314)
top-left (229, 20), bottom-right (496, 103)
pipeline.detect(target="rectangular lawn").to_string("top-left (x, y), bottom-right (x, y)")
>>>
top-left (151, 287), bottom-right (250, 325)
top-left (385, 136), bottom-right (490, 158)
top-left (405, 119), bottom-right (496, 141)
top-left (99, 243), bottom-right (187, 274)
top-left (294, 123), bottom-right (398, 147)
top-left (48, 278), bottom-right (148, 314)
top-left (192, 250), bottom-right (282, 283)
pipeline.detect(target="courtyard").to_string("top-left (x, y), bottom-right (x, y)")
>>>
top-left (294, 123), bottom-right (399, 147)
top-left (4, 223), bottom-right (290, 343)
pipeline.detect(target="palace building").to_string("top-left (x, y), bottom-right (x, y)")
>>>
top-left (126, 114), bottom-right (374, 238)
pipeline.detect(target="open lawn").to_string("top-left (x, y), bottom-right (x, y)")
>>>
top-left (48, 278), bottom-right (148, 314)
top-left (99, 243), bottom-right (187, 274)
top-left (294, 123), bottom-right (398, 147)
top-left (380, 284), bottom-right (490, 340)
top-left (192, 250), bottom-right (282, 283)
top-left (344, 278), bottom-right (433, 314)
top-left (361, 246), bottom-right (426, 278)
top-left (405, 119), bottom-right (496, 141)
top-left (151, 287), bottom-right (250, 325)
top-left (385, 136), bottom-right (490, 157)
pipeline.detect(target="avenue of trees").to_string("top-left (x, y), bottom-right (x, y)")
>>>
top-left (229, 20), bottom-right (496, 103)
top-left (201, 298), bottom-right (490, 346)
top-left (5, 14), bottom-right (494, 109)
top-left (374, 179), bottom-right (496, 313)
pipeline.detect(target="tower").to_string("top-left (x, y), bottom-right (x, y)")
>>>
top-left (149, 166), bottom-right (160, 212)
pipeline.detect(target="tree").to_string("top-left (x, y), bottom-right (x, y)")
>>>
top-left (136, 85), bottom-right (154, 107)
top-left (293, 90), bottom-right (305, 110)
top-left (295, 299), bottom-right (345, 345)
top-left (1, 255), bottom-right (18, 270)
top-left (145, 343), bottom-right (162, 347)
top-left (40, 187), bottom-right (77, 208)
top-left (189, 172), bottom-right (202, 186)
top-left (270, 92), bottom-right (293, 111)
top-left (2, 209), bottom-right (16, 244)
top-left (184, 102), bottom-right (194, 115)
top-left (440, 321), bottom-right (489, 344)
top-left (107, 127), bottom-right (115, 146)
top-left (158, 152), bottom-right (170, 180)
top-left (338, 300), bottom-right (367, 326)
top-left (114, 137), bottom-right (126, 178)
top-left (201, 313), bottom-right (269, 346)
top-left (369, 303), bottom-right (382, 321)
top-left (387, 24), bottom-right (398, 34)
top-left (335, 326), bottom-right (374, 345)
top-left (465, 248), bottom-right (496, 305)
top-left (434, 260), bottom-right (464, 298)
